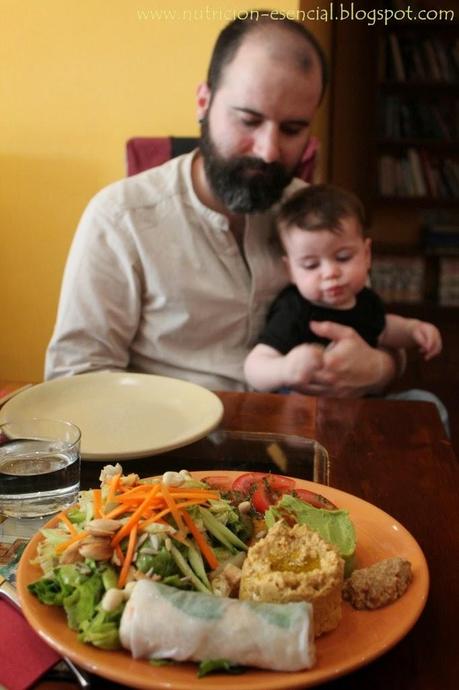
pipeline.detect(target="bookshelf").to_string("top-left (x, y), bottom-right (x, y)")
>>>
top-left (375, 14), bottom-right (459, 205)
top-left (368, 1), bottom-right (459, 308)
top-left (329, 1), bottom-right (459, 424)
top-left (330, 1), bottom-right (459, 306)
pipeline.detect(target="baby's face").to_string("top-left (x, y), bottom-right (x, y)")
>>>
top-left (281, 216), bottom-right (371, 309)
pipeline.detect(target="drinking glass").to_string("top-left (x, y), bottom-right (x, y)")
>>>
top-left (0, 418), bottom-right (81, 518)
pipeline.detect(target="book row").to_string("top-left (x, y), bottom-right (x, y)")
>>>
top-left (379, 95), bottom-right (458, 141)
top-left (378, 150), bottom-right (459, 199)
top-left (371, 255), bottom-right (459, 306)
top-left (382, 33), bottom-right (458, 83)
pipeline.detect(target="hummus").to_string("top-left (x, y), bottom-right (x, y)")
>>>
top-left (239, 520), bottom-right (344, 637)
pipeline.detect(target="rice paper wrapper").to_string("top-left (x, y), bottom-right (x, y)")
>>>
top-left (120, 580), bottom-right (316, 671)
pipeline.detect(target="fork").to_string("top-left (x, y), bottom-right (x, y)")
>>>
top-left (0, 575), bottom-right (91, 688)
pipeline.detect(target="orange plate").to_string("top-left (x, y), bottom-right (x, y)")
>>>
top-left (16, 471), bottom-right (429, 690)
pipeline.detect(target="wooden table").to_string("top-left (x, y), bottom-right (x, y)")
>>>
top-left (2, 388), bottom-right (458, 689)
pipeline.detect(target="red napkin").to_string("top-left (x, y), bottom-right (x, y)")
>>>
top-left (0, 599), bottom-right (60, 690)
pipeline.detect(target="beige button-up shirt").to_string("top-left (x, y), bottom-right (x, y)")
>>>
top-left (45, 151), bottom-right (299, 390)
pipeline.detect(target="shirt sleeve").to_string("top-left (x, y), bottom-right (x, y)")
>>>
top-left (45, 194), bottom-right (142, 379)
top-left (256, 289), bottom-right (306, 355)
top-left (365, 288), bottom-right (386, 337)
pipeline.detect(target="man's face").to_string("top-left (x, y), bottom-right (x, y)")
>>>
top-left (199, 115), bottom-right (293, 213)
top-left (198, 35), bottom-right (323, 213)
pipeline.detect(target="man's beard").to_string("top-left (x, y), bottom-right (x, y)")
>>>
top-left (199, 117), bottom-right (295, 214)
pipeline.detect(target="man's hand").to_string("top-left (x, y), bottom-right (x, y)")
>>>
top-left (284, 343), bottom-right (324, 389)
top-left (298, 321), bottom-right (399, 398)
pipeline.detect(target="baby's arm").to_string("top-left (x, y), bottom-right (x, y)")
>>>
top-left (244, 343), bottom-right (324, 392)
top-left (379, 314), bottom-right (442, 361)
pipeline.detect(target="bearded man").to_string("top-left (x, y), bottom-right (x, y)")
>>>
top-left (46, 14), bottom-right (399, 397)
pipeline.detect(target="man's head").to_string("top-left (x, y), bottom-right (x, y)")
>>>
top-left (197, 13), bottom-right (326, 214)
top-left (277, 185), bottom-right (372, 309)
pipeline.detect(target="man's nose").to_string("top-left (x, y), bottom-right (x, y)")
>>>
top-left (253, 125), bottom-right (281, 163)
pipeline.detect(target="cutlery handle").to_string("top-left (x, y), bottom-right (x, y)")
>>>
top-left (0, 577), bottom-right (91, 689)
top-left (62, 657), bottom-right (92, 689)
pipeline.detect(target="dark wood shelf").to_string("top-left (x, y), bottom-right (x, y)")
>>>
top-left (378, 139), bottom-right (459, 151)
top-left (379, 80), bottom-right (459, 93)
top-left (384, 19), bottom-right (458, 32)
top-left (385, 301), bottom-right (459, 315)
top-left (374, 196), bottom-right (459, 208)
top-left (373, 241), bottom-right (422, 255)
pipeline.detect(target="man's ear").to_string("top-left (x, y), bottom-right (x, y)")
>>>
top-left (196, 82), bottom-right (211, 122)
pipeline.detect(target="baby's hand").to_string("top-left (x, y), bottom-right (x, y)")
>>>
top-left (411, 321), bottom-right (442, 361)
top-left (283, 343), bottom-right (325, 388)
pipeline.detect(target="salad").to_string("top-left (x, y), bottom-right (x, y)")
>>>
top-left (28, 465), bottom-right (355, 671)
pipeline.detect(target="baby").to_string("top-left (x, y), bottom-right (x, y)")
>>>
top-left (244, 184), bottom-right (442, 392)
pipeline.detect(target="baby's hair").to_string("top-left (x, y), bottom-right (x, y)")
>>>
top-left (278, 184), bottom-right (367, 237)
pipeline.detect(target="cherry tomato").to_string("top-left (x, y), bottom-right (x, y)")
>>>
top-left (231, 472), bottom-right (267, 495)
top-left (293, 488), bottom-right (337, 511)
top-left (249, 475), bottom-right (296, 513)
top-left (202, 475), bottom-right (234, 491)
top-left (251, 483), bottom-right (273, 513)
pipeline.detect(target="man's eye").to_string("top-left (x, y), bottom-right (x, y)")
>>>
top-left (241, 119), bottom-right (261, 128)
top-left (281, 125), bottom-right (305, 136)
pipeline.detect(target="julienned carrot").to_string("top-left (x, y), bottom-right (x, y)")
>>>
top-left (115, 544), bottom-right (124, 566)
top-left (103, 472), bottom-right (122, 510)
top-left (115, 495), bottom-right (163, 506)
top-left (160, 482), bottom-right (185, 535)
top-left (175, 499), bottom-right (212, 510)
top-left (137, 499), bottom-right (204, 531)
top-left (166, 492), bottom-right (220, 502)
top-left (138, 506), bottom-right (172, 529)
top-left (113, 485), bottom-right (218, 501)
top-left (57, 511), bottom-right (77, 536)
top-left (111, 484), bottom-right (161, 546)
top-left (181, 510), bottom-right (219, 570)
top-left (92, 489), bottom-right (103, 518)
top-left (170, 488), bottom-right (220, 497)
top-left (55, 530), bottom-right (88, 554)
top-left (118, 523), bottom-right (137, 588)
top-left (102, 503), bottom-right (131, 520)
top-left (103, 494), bottom-right (208, 525)
top-left (113, 484), bottom-right (155, 500)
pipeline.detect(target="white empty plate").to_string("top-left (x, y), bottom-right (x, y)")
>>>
top-left (0, 372), bottom-right (224, 460)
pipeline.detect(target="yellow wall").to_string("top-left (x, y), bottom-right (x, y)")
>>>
top-left (1, 0), bottom-right (329, 382)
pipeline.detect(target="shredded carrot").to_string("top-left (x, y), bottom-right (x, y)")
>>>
top-left (92, 489), bottom-right (103, 518)
top-left (103, 472), bottom-right (122, 511)
top-left (138, 513), bottom-right (170, 531)
top-left (138, 505), bottom-right (173, 530)
top-left (57, 511), bottom-right (77, 536)
top-left (169, 488), bottom-right (219, 498)
top-left (115, 495), bottom-right (163, 507)
top-left (102, 503), bottom-right (131, 520)
top-left (167, 492), bottom-right (219, 502)
top-left (115, 544), bottom-right (125, 566)
top-left (182, 510), bottom-right (219, 570)
top-left (160, 482), bottom-right (186, 536)
top-left (113, 484), bottom-right (159, 499)
top-left (118, 524), bottom-right (138, 588)
top-left (111, 484), bottom-right (161, 546)
top-left (175, 499), bottom-right (214, 510)
top-left (55, 530), bottom-right (88, 554)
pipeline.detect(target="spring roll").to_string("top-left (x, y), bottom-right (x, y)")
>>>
top-left (120, 580), bottom-right (315, 671)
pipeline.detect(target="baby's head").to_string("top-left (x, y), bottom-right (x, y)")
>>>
top-left (277, 184), bottom-right (372, 310)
